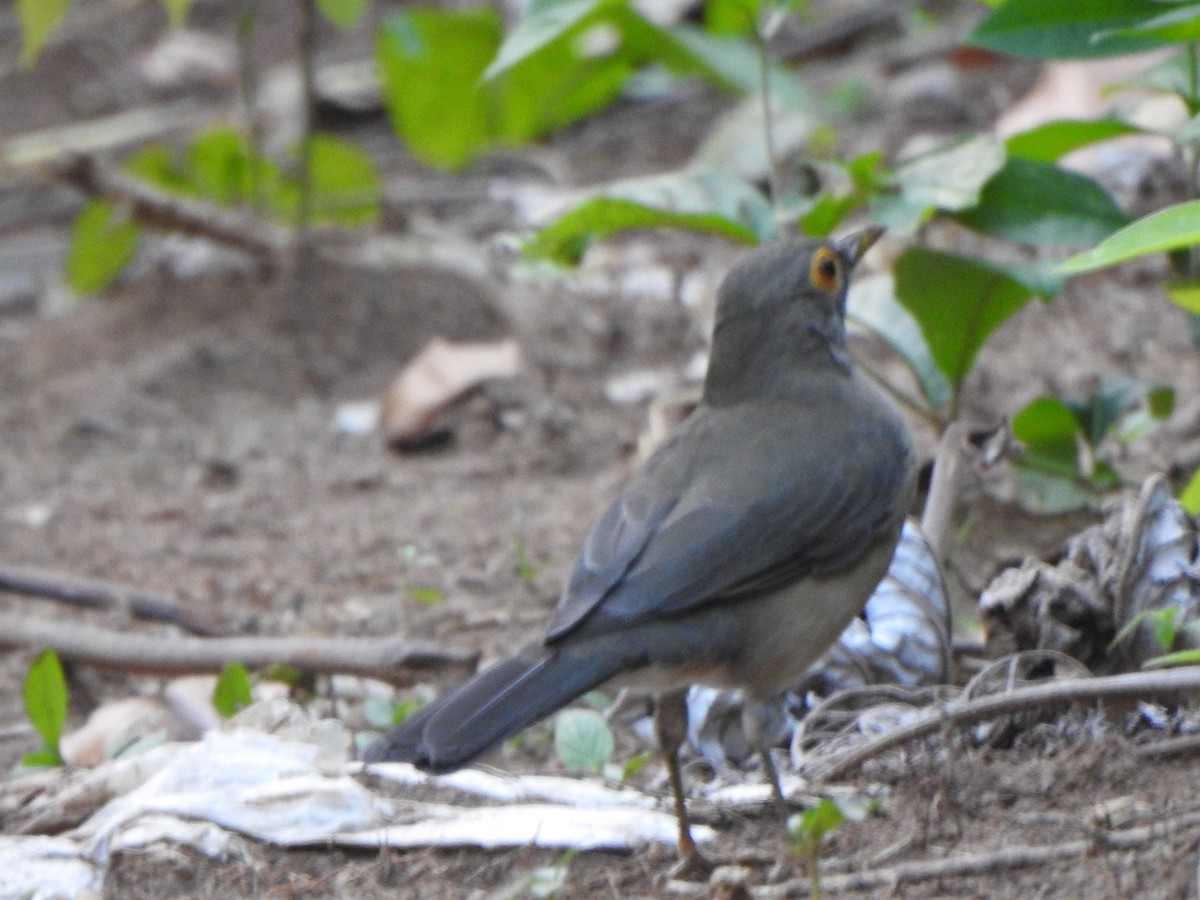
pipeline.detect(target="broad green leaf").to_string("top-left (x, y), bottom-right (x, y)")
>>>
top-left (303, 134), bottom-right (381, 225)
top-left (17, 0), bottom-right (70, 67)
top-left (847, 274), bottom-right (952, 414)
top-left (317, 0), bottom-right (367, 29)
top-left (1005, 119), bottom-right (1140, 163)
top-left (186, 127), bottom-right (255, 205)
top-left (24, 649), bottom-right (67, 751)
top-left (485, 0), bottom-right (605, 79)
top-left (159, 0), bottom-right (194, 27)
top-left (893, 248), bottom-right (1034, 390)
top-left (1057, 200), bottom-right (1200, 274)
top-left (1119, 47), bottom-right (1200, 98)
top-left (984, 259), bottom-right (1065, 300)
top-left (524, 171), bottom-right (776, 264)
top-left (876, 135), bottom-right (1005, 235)
top-left (1065, 386), bottom-right (1123, 449)
top-left (704, 0), bottom-right (761, 36)
top-left (790, 798), bottom-right (844, 842)
top-left (967, 0), bottom-right (1174, 59)
top-left (65, 200), bottom-right (140, 295)
top-left (124, 145), bottom-right (195, 195)
top-left (1013, 396), bottom-right (1079, 477)
top-left (376, 10), bottom-right (498, 170)
top-left (1180, 464), bottom-right (1200, 515)
top-left (553, 708), bottom-right (613, 772)
top-left (954, 157), bottom-right (1129, 247)
top-left (213, 662), bottom-right (254, 719)
top-left (1099, 4), bottom-right (1200, 44)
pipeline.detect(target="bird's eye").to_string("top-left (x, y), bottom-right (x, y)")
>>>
top-left (809, 248), bottom-right (840, 292)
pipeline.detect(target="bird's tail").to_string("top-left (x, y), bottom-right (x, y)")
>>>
top-left (361, 642), bottom-right (629, 772)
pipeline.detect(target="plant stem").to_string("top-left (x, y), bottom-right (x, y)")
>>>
top-left (756, 26), bottom-right (782, 207)
top-left (236, 0), bottom-right (263, 213)
top-left (297, 0), bottom-right (319, 234)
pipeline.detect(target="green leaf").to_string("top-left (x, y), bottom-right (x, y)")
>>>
top-left (1058, 200), bottom-right (1200, 274)
top-left (1148, 386), bottom-right (1175, 420)
top-left (376, 9), bottom-right (498, 170)
top-left (364, 696), bottom-right (419, 728)
top-left (65, 200), bottom-right (140, 295)
top-left (485, 0), bottom-right (605, 79)
top-left (1099, 4), bottom-right (1200, 44)
top-left (704, 0), bottom-right (761, 36)
top-left (1180, 464), bottom-right (1200, 515)
top-left (790, 798), bottom-right (845, 842)
top-left (553, 708), bottom-right (614, 772)
top-left (847, 274), bottom-right (952, 415)
top-left (186, 127), bottom-right (256, 204)
top-left (955, 157), bottom-right (1129, 247)
top-left (621, 751), bottom-right (652, 780)
top-left (524, 171), bottom-right (776, 264)
top-left (1143, 648), bottom-right (1200, 669)
top-left (317, 0), bottom-right (367, 28)
top-left (409, 587), bottom-right (445, 605)
top-left (1005, 119), bottom-right (1140, 163)
top-left (893, 248), bottom-right (1034, 391)
top-left (17, 0), bottom-right (70, 67)
top-left (1012, 396), bottom-right (1080, 477)
top-left (213, 662), bottom-right (254, 719)
top-left (159, 0), bottom-right (194, 28)
top-left (967, 0), bottom-right (1174, 59)
top-left (877, 135), bottom-right (1006, 235)
top-left (1167, 281), bottom-right (1200, 314)
top-left (24, 649), bottom-right (67, 752)
top-left (20, 748), bottom-right (63, 769)
top-left (302, 134), bottom-right (381, 225)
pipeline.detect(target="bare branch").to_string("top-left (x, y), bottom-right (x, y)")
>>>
top-left (0, 562), bottom-right (226, 635)
top-left (0, 613), bottom-right (478, 684)
top-left (807, 667), bottom-right (1200, 782)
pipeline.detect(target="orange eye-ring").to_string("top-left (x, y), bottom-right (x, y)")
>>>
top-left (809, 248), bottom-right (840, 292)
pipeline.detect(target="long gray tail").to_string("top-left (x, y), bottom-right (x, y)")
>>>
top-left (361, 642), bottom-right (628, 772)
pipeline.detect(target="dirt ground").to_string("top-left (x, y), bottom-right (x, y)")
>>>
top-left (4, 0), bottom-right (1200, 897)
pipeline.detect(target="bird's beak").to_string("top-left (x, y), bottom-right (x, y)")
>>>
top-left (834, 225), bottom-right (885, 268)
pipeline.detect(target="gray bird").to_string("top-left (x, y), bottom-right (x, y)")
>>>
top-left (363, 230), bottom-right (916, 869)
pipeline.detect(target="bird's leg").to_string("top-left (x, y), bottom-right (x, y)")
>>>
top-left (743, 696), bottom-right (789, 814)
top-left (655, 687), bottom-right (711, 878)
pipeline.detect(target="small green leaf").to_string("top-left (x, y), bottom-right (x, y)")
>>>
top-left (317, 0), bottom-right (367, 29)
top-left (1167, 281), bottom-right (1200, 314)
top-left (621, 751), bottom-right (652, 780)
top-left (159, 0), bottom-right (194, 27)
top-left (409, 587), bottom-right (445, 605)
top-left (891, 134), bottom-right (1007, 214)
top-left (893, 249), bottom-right (1034, 391)
top-left (17, 0), bottom-right (70, 67)
top-left (1181, 465), bottom-right (1200, 515)
top-left (1012, 396), bottom-right (1080, 478)
top-left (553, 708), bottom-right (614, 772)
top-left (213, 662), bottom-right (254, 718)
top-left (1143, 648), bottom-right (1200, 669)
top-left (485, 0), bottom-right (604, 79)
top-left (364, 696), bottom-right (419, 728)
top-left (1148, 386), bottom-right (1175, 420)
top-left (65, 200), bottom-right (140, 295)
top-left (259, 663), bottom-right (305, 685)
top-left (1005, 119), bottom-right (1140, 163)
top-left (955, 157), bottom-right (1129, 247)
top-left (790, 798), bottom-right (845, 843)
top-left (20, 748), bottom-right (62, 769)
top-left (24, 649), bottom-right (67, 751)
top-left (967, 0), bottom-right (1173, 60)
top-left (524, 172), bottom-right (776, 264)
top-left (1058, 201), bottom-right (1200, 274)
top-left (302, 134), bottom-right (381, 225)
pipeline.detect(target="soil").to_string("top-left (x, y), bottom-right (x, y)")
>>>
top-left (4, 1), bottom-right (1200, 898)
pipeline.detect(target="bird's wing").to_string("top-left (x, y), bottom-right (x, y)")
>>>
top-left (545, 401), bottom-right (910, 642)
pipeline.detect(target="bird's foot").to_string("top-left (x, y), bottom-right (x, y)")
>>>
top-left (667, 848), bottom-right (716, 882)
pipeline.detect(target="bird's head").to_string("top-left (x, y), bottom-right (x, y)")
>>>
top-left (705, 228), bottom-right (883, 403)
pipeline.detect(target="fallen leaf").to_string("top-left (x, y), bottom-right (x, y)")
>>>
top-left (380, 337), bottom-right (522, 449)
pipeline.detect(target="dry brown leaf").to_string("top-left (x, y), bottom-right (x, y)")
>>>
top-left (380, 337), bottom-right (522, 449)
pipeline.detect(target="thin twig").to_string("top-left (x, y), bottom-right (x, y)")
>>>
top-left (920, 420), bottom-right (967, 566)
top-left (0, 613), bottom-right (478, 684)
top-left (1133, 732), bottom-right (1200, 759)
top-left (0, 563), bottom-right (226, 635)
top-left (806, 667), bottom-right (1200, 782)
top-left (49, 154), bottom-right (293, 264)
top-left (748, 811), bottom-right (1200, 897)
